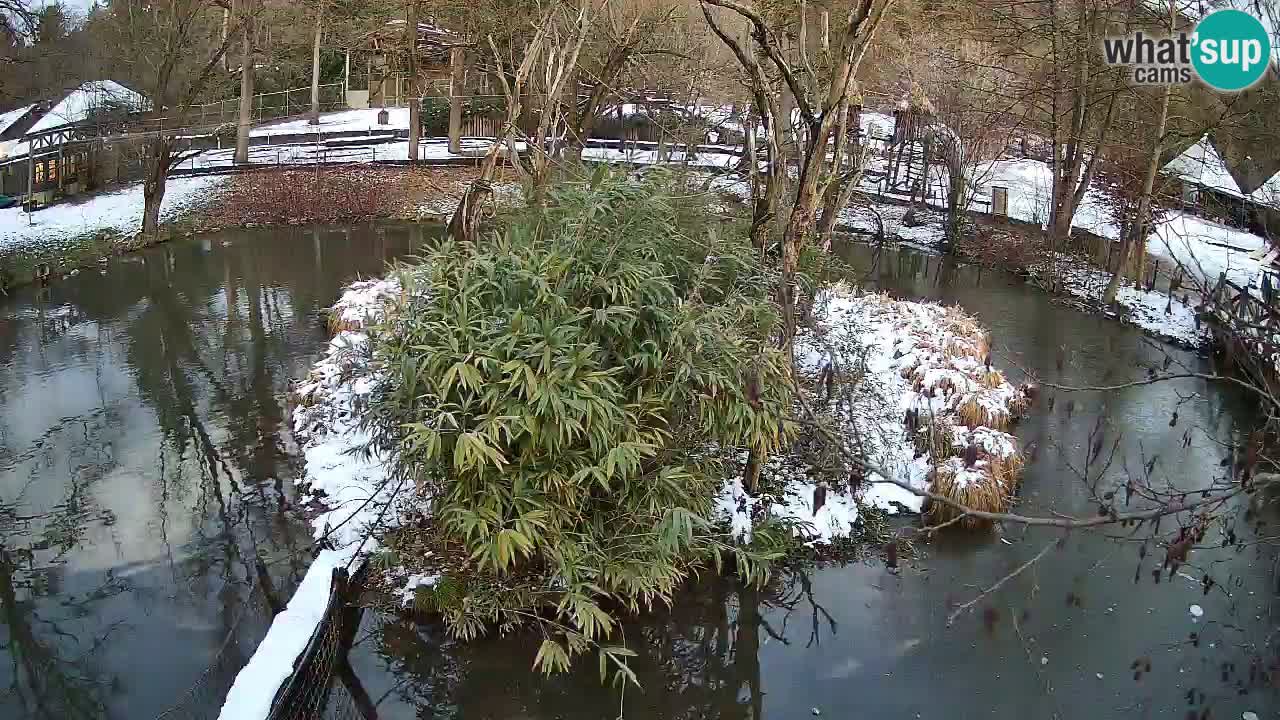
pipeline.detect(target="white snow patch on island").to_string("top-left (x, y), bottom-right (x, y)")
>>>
top-left (715, 288), bottom-right (1027, 545)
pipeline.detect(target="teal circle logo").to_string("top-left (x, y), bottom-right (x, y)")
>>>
top-left (1192, 9), bottom-right (1271, 92)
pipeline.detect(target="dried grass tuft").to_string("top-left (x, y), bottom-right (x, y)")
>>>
top-left (913, 415), bottom-right (956, 458)
top-left (955, 397), bottom-right (1010, 431)
top-left (327, 314), bottom-right (363, 335)
top-left (927, 461), bottom-right (1010, 529)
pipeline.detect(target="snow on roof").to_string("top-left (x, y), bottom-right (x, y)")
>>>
top-left (1163, 133), bottom-right (1280, 209)
top-left (1163, 134), bottom-right (1245, 196)
top-left (25, 81), bottom-right (147, 135)
top-left (0, 104), bottom-right (35, 136)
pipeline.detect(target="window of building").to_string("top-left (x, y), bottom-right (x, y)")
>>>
top-left (34, 162), bottom-right (44, 183)
top-left (48, 159), bottom-right (57, 183)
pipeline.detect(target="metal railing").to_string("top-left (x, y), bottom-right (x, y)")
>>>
top-left (189, 82), bottom-right (347, 127)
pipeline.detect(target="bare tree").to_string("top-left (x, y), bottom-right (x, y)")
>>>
top-left (700, 0), bottom-right (894, 347)
top-left (446, 2), bottom-right (555, 242)
top-left (95, 0), bottom-right (253, 234)
top-left (234, 0), bottom-right (256, 164)
top-left (309, 0), bottom-right (324, 125)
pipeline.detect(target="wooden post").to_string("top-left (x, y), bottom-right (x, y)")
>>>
top-left (25, 150), bottom-right (33, 216)
top-left (406, 0), bottom-right (419, 162)
top-left (448, 46), bottom-right (464, 154)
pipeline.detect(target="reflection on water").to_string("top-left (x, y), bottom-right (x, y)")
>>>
top-left (353, 239), bottom-right (1278, 720)
top-left (0, 224), bottom-right (420, 719)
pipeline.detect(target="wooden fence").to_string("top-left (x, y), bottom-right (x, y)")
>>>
top-left (1203, 272), bottom-right (1280, 393)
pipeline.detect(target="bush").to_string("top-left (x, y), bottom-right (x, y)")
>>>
top-left (420, 95), bottom-right (508, 136)
top-left (367, 168), bottom-right (795, 674)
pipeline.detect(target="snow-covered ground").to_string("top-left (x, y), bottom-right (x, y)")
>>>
top-left (251, 108), bottom-right (411, 137)
top-left (0, 175), bottom-right (226, 254)
top-left (580, 145), bottom-right (742, 169)
top-left (219, 278), bottom-right (407, 720)
top-left (1027, 251), bottom-right (1211, 347)
top-left (1149, 212), bottom-right (1269, 289)
top-left (716, 288), bottom-right (1028, 543)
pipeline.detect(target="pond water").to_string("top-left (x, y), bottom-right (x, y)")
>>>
top-left (344, 240), bottom-right (1278, 719)
top-left (2, 226), bottom-right (1274, 720)
top-left (0, 224), bottom-right (420, 719)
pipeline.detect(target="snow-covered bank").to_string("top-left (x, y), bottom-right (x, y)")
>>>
top-left (1026, 252), bottom-right (1211, 348)
top-left (218, 279), bottom-right (404, 720)
top-left (0, 175), bottom-right (226, 255)
top-left (716, 289), bottom-right (1029, 541)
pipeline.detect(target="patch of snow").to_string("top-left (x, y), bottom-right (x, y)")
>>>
top-left (1164, 134), bottom-right (1245, 199)
top-left (216, 547), bottom-right (358, 720)
top-left (251, 108), bottom-right (412, 137)
top-left (715, 461), bottom-right (863, 545)
top-left (0, 104), bottom-right (35, 136)
top-left (1029, 252), bottom-right (1211, 348)
top-left (985, 158), bottom-right (1119, 238)
top-left (1149, 211), bottom-right (1267, 289)
top-left (0, 175), bottom-right (226, 255)
top-left (580, 145), bottom-right (742, 169)
top-left (27, 80), bottom-right (148, 135)
top-left (397, 572), bottom-right (441, 606)
top-left (717, 288), bottom-right (1027, 544)
top-left (1189, 603), bottom-right (1204, 618)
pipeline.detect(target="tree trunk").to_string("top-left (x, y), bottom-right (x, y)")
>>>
top-left (406, 0), bottom-right (419, 162)
top-left (817, 95), bottom-right (852, 249)
top-left (563, 20), bottom-right (639, 163)
top-left (234, 0), bottom-right (255, 165)
top-left (309, 0), bottom-right (323, 125)
top-left (221, 8), bottom-right (231, 71)
top-left (1103, 84), bottom-right (1171, 305)
top-left (142, 138), bottom-right (172, 235)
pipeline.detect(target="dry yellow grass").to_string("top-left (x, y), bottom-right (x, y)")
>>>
top-left (926, 446), bottom-right (1026, 529)
top-left (955, 397), bottom-right (1012, 431)
top-left (327, 314), bottom-right (364, 335)
top-left (912, 416), bottom-right (956, 458)
top-left (927, 461), bottom-right (1011, 529)
top-left (979, 369), bottom-right (1006, 389)
top-left (988, 451), bottom-right (1025, 489)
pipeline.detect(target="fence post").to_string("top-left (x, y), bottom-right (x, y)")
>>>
top-left (448, 48), bottom-right (464, 154)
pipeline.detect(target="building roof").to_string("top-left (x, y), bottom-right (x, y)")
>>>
top-left (25, 80), bottom-right (147, 136)
top-left (0, 104), bottom-right (36, 136)
top-left (1162, 133), bottom-right (1280, 209)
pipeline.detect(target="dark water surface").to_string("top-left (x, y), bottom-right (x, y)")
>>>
top-left (345, 241), bottom-right (1279, 720)
top-left (4, 225), bottom-right (1275, 720)
top-left (0, 224), bottom-right (419, 719)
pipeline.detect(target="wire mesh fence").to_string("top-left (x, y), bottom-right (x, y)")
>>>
top-left (164, 83), bottom-right (349, 132)
top-left (265, 566), bottom-right (371, 720)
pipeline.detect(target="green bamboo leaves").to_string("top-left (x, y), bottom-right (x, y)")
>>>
top-left (367, 169), bottom-right (797, 676)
